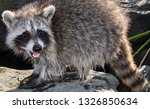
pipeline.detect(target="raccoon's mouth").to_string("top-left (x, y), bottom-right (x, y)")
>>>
top-left (30, 52), bottom-right (41, 58)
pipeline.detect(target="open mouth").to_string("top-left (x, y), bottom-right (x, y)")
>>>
top-left (30, 52), bottom-right (41, 58)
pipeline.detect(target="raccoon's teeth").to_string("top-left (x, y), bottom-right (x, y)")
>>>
top-left (32, 52), bottom-right (40, 58)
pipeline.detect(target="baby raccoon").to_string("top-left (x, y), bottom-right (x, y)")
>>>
top-left (1, 0), bottom-right (149, 91)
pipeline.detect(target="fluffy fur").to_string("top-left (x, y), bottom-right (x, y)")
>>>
top-left (2, 0), bottom-right (148, 91)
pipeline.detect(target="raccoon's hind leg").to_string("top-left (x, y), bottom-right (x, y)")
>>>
top-left (109, 39), bottom-right (148, 92)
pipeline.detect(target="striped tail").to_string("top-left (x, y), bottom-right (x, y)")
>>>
top-left (109, 38), bottom-right (148, 91)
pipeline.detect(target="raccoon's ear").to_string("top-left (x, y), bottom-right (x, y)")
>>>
top-left (43, 5), bottom-right (56, 21)
top-left (1, 10), bottom-right (15, 27)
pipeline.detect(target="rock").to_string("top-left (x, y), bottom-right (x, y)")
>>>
top-left (138, 65), bottom-right (150, 92)
top-left (0, 67), bottom-right (119, 92)
top-left (127, 1), bottom-right (150, 36)
top-left (138, 65), bottom-right (150, 81)
top-left (0, 67), bottom-right (32, 91)
top-left (1, 66), bottom-right (150, 92)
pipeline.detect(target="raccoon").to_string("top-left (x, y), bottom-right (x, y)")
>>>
top-left (1, 0), bottom-right (149, 91)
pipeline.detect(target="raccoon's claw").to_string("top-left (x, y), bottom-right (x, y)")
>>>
top-left (19, 74), bottom-right (44, 89)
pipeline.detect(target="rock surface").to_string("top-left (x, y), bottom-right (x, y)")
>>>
top-left (138, 65), bottom-right (150, 81)
top-left (0, 67), bottom-right (119, 92)
top-left (1, 66), bottom-right (150, 92)
top-left (0, 67), bottom-right (32, 91)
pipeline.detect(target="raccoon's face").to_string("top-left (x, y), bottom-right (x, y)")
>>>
top-left (1, 5), bottom-right (56, 58)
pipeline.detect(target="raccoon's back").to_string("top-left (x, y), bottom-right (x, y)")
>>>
top-left (46, 0), bottom-right (129, 60)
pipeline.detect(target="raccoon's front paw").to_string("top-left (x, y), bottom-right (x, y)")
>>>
top-left (19, 74), bottom-right (44, 89)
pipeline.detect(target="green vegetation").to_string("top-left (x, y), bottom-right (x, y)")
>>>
top-left (129, 31), bottom-right (150, 43)
top-left (129, 30), bottom-right (150, 66)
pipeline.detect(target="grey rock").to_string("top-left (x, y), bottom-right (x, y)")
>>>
top-left (138, 65), bottom-right (150, 92)
top-left (1, 66), bottom-right (150, 92)
top-left (119, 0), bottom-right (150, 36)
top-left (0, 67), bottom-right (119, 92)
top-left (138, 65), bottom-right (150, 81)
top-left (119, 0), bottom-right (150, 10)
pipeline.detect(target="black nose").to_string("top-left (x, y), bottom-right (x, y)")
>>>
top-left (33, 44), bottom-right (42, 52)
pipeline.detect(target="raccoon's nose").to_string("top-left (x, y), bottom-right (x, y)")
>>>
top-left (33, 44), bottom-right (42, 52)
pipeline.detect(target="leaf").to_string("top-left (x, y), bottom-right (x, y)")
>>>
top-left (128, 30), bottom-right (150, 42)
top-left (133, 38), bottom-right (150, 57)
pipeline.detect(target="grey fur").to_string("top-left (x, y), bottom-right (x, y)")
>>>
top-left (2, 0), bottom-right (148, 91)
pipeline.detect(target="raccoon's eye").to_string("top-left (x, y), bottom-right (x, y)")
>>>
top-left (18, 31), bottom-right (30, 41)
top-left (37, 29), bottom-right (49, 38)
top-left (37, 29), bottom-right (50, 45)
top-left (15, 31), bottom-right (30, 46)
